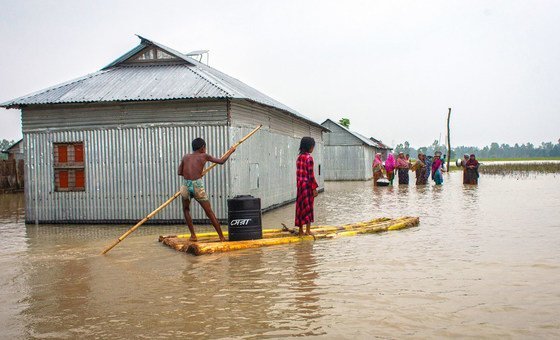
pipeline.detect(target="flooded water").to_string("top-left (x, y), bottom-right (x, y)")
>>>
top-left (1, 171), bottom-right (559, 338)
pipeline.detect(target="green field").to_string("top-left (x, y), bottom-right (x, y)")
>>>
top-left (477, 157), bottom-right (560, 162)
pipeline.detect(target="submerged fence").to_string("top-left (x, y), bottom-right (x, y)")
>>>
top-left (0, 160), bottom-right (24, 192)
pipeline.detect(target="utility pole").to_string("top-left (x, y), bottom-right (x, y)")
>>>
top-left (446, 108), bottom-right (451, 171)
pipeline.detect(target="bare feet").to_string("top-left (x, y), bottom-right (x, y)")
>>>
top-left (304, 231), bottom-right (314, 236)
top-left (189, 235), bottom-right (198, 242)
top-left (219, 237), bottom-right (227, 242)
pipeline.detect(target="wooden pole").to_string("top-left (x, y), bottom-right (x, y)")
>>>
top-left (446, 108), bottom-right (451, 171)
top-left (101, 125), bottom-right (263, 255)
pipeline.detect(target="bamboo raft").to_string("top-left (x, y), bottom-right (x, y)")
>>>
top-left (159, 216), bottom-right (419, 256)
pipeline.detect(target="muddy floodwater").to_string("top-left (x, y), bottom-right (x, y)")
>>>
top-left (1, 171), bottom-right (559, 338)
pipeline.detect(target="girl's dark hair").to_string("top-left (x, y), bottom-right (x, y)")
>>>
top-left (299, 137), bottom-right (315, 154)
top-left (192, 138), bottom-right (206, 151)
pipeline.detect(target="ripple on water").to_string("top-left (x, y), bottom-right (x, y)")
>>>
top-left (0, 172), bottom-right (559, 338)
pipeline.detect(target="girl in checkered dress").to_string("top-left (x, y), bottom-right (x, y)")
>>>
top-left (295, 137), bottom-right (319, 236)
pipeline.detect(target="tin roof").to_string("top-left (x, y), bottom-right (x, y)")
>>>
top-left (1, 139), bottom-right (23, 154)
top-left (2, 35), bottom-right (324, 129)
top-left (369, 137), bottom-right (393, 150)
top-left (322, 119), bottom-right (381, 147)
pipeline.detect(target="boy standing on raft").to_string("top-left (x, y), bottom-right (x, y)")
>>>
top-left (178, 138), bottom-right (235, 242)
top-left (295, 137), bottom-right (319, 236)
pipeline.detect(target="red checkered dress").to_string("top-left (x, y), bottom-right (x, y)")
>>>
top-left (295, 153), bottom-right (318, 227)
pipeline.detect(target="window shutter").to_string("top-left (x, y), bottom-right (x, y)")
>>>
top-left (59, 170), bottom-right (69, 189)
top-left (58, 145), bottom-right (68, 163)
top-left (54, 142), bottom-right (85, 192)
top-left (75, 169), bottom-right (85, 188)
top-left (74, 144), bottom-right (84, 163)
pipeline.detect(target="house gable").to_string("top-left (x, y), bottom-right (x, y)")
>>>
top-left (102, 35), bottom-right (192, 69)
top-left (322, 119), bottom-right (371, 146)
top-left (125, 46), bottom-right (182, 63)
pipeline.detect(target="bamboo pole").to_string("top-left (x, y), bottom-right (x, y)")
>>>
top-left (447, 108), bottom-right (451, 171)
top-left (101, 125), bottom-right (263, 255)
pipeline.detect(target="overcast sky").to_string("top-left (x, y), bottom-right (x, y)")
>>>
top-left (1, 0), bottom-right (559, 147)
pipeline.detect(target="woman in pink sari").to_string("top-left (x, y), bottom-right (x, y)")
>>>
top-left (431, 152), bottom-right (444, 185)
top-left (372, 153), bottom-right (383, 186)
top-left (384, 153), bottom-right (396, 186)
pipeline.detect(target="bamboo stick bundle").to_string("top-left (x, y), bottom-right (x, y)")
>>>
top-left (161, 227), bottom-right (311, 251)
top-left (334, 217), bottom-right (420, 237)
top-left (186, 235), bottom-right (316, 255)
top-left (160, 217), bottom-right (402, 244)
top-left (182, 217), bottom-right (420, 255)
top-left (282, 217), bottom-right (411, 236)
top-left (161, 237), bottom-right (190, 252)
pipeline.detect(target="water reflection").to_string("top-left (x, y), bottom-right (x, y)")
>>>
top-left (291, 242), bottom-right (323, 335)
top-left (0, 192), bottom-right (24, 223)
top-left (0, 171), bottom-right (559, 338)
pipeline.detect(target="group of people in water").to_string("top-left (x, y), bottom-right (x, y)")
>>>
top-left (178, 136), bottom-right (481, 241)
top-left (372, 151), bottom-right (480, 186)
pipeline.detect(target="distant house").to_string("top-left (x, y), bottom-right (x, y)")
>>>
top-left (0, 139), bottom-right (24, 190)
top-left (369, 137), bottom-right (393, 159)
top-left (1, 35), bottom-right (327, 224)
top-left (321, 119), bottom-right (386, 181)
top-left (1, 139), bottom-right (24, 161)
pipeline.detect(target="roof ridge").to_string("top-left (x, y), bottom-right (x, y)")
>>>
top-left (116, 37), bottom-right (240, 98)
top-left (322, 119), bottom-right (378, 147)
top-left (185, 66), bottom-right (233, 97)
top-left (110, 35), bottom-right (314, 122)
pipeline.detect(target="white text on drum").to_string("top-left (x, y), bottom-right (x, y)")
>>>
top-left (230, 219), bottom-right (252, 226)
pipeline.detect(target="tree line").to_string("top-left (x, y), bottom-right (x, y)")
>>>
top-left (0, 139), bottom-right (16, 160)
top-left (393, 140), bottom-right (560, 159)
top-left (336, 118), bottom-right (559, 159)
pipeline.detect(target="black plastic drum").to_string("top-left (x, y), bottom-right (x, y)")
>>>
top-left (227, 195), bottom-right (262, 241)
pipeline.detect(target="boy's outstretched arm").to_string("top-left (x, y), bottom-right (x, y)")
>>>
top-left (206, 147), bottom-right (236, 164)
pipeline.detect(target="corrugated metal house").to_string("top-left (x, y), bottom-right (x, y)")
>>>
top-left (321, 119), bottom-right (383, 181)
top-left (2, 139), bottom-right (24, 161)
top-left (1, 35), bottom-right (326, 224)
top-left (369, 137), bottom-right (393, 159)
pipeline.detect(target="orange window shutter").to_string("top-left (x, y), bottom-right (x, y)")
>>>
top-left (58, 145), bottom-right (68, 163)
top-left (75, 169), bottom-right (85, 188)
top-left (59, 170), bottom-right (69, 188)
top-left (74, 144), bottom-right (84, 163)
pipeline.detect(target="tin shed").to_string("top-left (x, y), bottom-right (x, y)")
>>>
top-left (2, 139), bottom-right (24, 161)
top-left (321, 119), bottom-right (381, 181)
top-left (369, 137), bottom-right (393, 159)
top-left (1, 35), bottom-right (326, 224)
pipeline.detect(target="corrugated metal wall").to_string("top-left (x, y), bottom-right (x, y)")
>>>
top-left (323, 145), bottom-right (374, 181)
top-left (22, 99), bottom-right (325, 223)
top-left (229, 100), bottom-right (324, 211)
top-left (22, 100), bottom-right (227, 132)
top-left (364, 147), bottom-right (374, 180)
top-left (24, 124), bottom-right (230, 223)
top-left (322, 120), bottom-right (362, 146)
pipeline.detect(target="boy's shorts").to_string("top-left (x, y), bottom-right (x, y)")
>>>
top-left (180, 178), bottom-right (209, 203)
